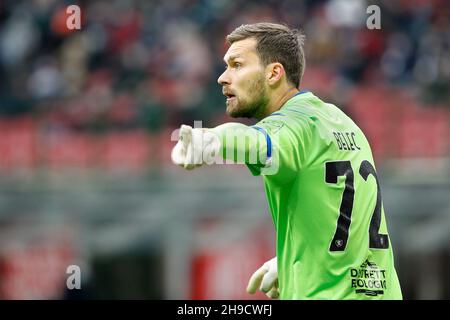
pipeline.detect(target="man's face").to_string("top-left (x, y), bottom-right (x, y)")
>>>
top-left (217, 38), bottom-right (269, 118)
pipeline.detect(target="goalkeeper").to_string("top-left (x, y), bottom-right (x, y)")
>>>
top-left (172, 23), bottom-right (402, 300)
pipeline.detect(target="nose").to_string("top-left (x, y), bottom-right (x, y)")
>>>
top-left (217, 69), bottom-right (230, 86)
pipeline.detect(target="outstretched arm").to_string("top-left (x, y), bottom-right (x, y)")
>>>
top-left (171, 123), bottom-right (269, 169)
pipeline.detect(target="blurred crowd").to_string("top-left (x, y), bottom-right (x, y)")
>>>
top-left (0, 0), bottom-right (448, 161)
top-left (0, 0), bottom-right (448, 300)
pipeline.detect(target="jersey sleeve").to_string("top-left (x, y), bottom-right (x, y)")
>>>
top-left (246, 114), bottom-right (305, 178)
top-left (209, 122), bottom-right (269, 167)
top-left (209, 115), bottom-right (308, 178)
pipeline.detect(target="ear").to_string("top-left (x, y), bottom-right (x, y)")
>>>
top-left (266, 62), bottom-right (285, 86)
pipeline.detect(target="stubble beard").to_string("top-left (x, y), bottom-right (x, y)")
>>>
top-left (226, 75), bottom-right (269, 119)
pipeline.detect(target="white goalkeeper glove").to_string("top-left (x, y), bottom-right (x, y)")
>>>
top-left (171, 125), bottom-right (221, 170)
top-left (246, 257), bottom-right (279, 299)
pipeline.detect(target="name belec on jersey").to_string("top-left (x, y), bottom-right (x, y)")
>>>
top-left (333, 131), bottom-right (361, 151)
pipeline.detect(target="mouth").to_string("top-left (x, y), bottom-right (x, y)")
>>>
top-left (223, 91), bottom-right (236, 102)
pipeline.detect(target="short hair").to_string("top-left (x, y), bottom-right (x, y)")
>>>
top-left (226, 22), bottom-right (306, 88)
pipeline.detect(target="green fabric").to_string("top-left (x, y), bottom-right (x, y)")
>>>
top-left (212, 92), bottom-right (402, 299)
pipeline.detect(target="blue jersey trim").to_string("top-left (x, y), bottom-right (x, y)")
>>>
top-left (269, 112), bottom-right (284, 116)
top-left (294, 90), bottom-right (310, 97)
top-left (251, 126), bottom-right (272, 159)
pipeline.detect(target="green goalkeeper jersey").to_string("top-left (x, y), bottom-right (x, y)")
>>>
top-left (213, 91), bottom-right (402, 300)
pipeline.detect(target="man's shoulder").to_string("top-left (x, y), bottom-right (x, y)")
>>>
top-left (277, 91), bottom-right (330, 122)
top-left (261, 99), bottom-right (315, 127)
top-left (257, 112), bottom-right (307, 138)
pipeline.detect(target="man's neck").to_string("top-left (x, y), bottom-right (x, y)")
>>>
top-left (257, 87), bottom-right (300, 120)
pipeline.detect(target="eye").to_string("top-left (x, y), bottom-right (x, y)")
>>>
top-left (234, 62), bottom-right (242, 69)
